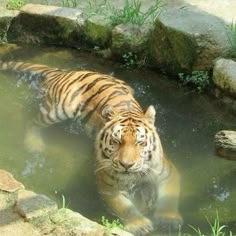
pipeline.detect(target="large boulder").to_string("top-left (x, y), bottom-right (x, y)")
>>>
top-left (7, 4), bottom-right (85, 47)
top-left (215, 130), bottom-right (236, 160)
top-left (213, 58), bottom-right (236, 98)
top-left (148, 6), bottom-right (231, 74)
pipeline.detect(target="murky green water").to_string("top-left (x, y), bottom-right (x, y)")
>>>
top-left (0, 45), bottom-right (235, 235)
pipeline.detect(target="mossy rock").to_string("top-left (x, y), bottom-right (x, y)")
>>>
top-left (148, 7), bottom-right (231, 74)
top-left (84, 15), bottom-right (112, 48)
top-left (148, 19), bottom-right (197, 74)
top-left (7, 4), bottom-right (85, 47)
top-left (111, 23), bottom-right (150, 59)
top-left (0, 7), bottom-right (18, 44)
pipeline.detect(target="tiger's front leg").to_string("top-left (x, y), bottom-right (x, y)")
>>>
top-left (24, 103), bottom-right (68, 152)
top-left (153, 161), bottom-right (183, 231)
top-left (24, 121), bottom-right (46, 153)
top-left (96, 172), bottom-right (153, 236)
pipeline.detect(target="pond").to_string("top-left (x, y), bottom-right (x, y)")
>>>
top-left (0, 44), bottom-right (235, 235)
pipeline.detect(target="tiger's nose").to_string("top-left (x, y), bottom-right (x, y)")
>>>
top-left (119, 160), bottom-right (135, 169)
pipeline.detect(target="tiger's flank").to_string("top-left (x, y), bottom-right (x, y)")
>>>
top-left (0, 60), bottom-right (183, 235)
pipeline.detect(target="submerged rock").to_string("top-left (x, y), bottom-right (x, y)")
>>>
top-left (214, 130), bottom-right (236, 160)
top-left (213, 58), bottom-right (236, 98)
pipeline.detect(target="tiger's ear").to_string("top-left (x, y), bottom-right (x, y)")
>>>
top-left (144, 105), bottom-right (156, 125)
top-left (101, 105), bottom-right (116, 122)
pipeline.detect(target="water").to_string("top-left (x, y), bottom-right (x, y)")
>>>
top-left (0, 45), bottom-right (235, 235)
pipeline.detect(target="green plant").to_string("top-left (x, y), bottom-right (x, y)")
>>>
top-left (178, 70), bottom-right (210, 93)
top-left (84, 0), bottom-right (162, 26)
top-left (178, 211), bottom-right (233, 236)
top-left (122, 51), bottom-right (138, 69)
top-left (6, 0), bottom-right (26, 10)
top-left (60, 194), bottom-right (71, 209)
top-left (227, 21), bottom-right (236, 59)
top-left (109, 0), bottom-right (162, 26)
top-left (101, 216), bottom-right (124, 229)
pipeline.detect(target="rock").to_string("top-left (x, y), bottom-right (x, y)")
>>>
top-left (0, 7), bottom-right (19, 43)
top-left (84, 15), bottom-right (112, 48)
top-left (0, 187), bottom-right (41, 236)
top-left (7, 4), bottom-right (85, 47)
top-left (0, 169), bottom-right (133, 236)
top-left (148, 6), bottom-right (231, 74)
top-left (111, 23), bottom-right (150, 58)
top-left (50, 208), bottom-right (105, 236)
top-left (106, 227), bottom-right (134, 236)
top-left (213, 58), bottom-right (236, 98)
top-left (15, 190), bottom-right (58, 221)
top-left (215, 130), bottom-right (236, 160)
top-left (0, 169), bottom-right (24, 192)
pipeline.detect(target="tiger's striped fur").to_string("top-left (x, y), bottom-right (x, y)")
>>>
top-left (0, 61), bottom-right (182, 235)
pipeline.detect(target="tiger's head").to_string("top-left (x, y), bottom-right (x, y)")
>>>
top-left (95, 105), bottom-right (163, 176)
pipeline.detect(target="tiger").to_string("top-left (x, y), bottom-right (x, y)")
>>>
top-left (0, 60), bottom-right (183, 235)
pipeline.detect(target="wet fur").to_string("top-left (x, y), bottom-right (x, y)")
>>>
top-left (0, 61), bottom-right (183, 235)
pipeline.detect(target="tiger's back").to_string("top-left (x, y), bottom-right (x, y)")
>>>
top-left (0, 61), bottom-right (142, 133)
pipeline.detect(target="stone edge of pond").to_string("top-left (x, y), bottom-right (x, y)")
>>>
top-left (0, 169), bottom-right (133, 236)
top-left (0, 4), bottom-right (236, 104)
top-left (0, 3), bottom-right (236, 110)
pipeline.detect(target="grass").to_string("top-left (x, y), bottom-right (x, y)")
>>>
top-left (108, 0), bottom-right (162, 26)
top-left (59, 193), bottom-right (70, 209)
top-left (83, 0), bottom-right (110, 18)
top-left (61, 0), bottom-right (79, 8)
top-left (6, 0), bottom-right (26, 9)
top-left (179, 212), bottom-right (234, 236)
top-left (226, 21), bottom-right (236, 59)
top-left (77, 0), bottom-right (162, 26)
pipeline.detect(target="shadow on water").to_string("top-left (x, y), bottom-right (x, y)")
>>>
top-left (0, 45), bottom-right (236, 235)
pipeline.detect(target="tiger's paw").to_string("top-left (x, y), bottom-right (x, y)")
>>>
top-left (124, 216), bottom-right (153, 236)
top-left (154, 211), bottom-right (183, 231)
top-left (24, 128), bottom-right (45, 153)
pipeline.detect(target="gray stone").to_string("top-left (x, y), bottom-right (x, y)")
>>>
top-left (148, 7), bottom-right (231, 74)
top-left (215, 130), bottom-right (236, 160)
top-left (7, 4), bottom-right (85, 47)
top-left (106, 227), bottom-right (134, 236)
top-left (0, 189), bottom-right (41, 236)
top-left (111, 23), bottom-right (150, 57)
top-left (49, 208), bottom-right (134, 236)
top-left (50, 208), bottom-right (105, 236)
top-left (15, 190), bottom-right (58, 221)
top-left (84, 15), bottom-right (112, 48)
top-left (213, 58), bottom-right (236, 98)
